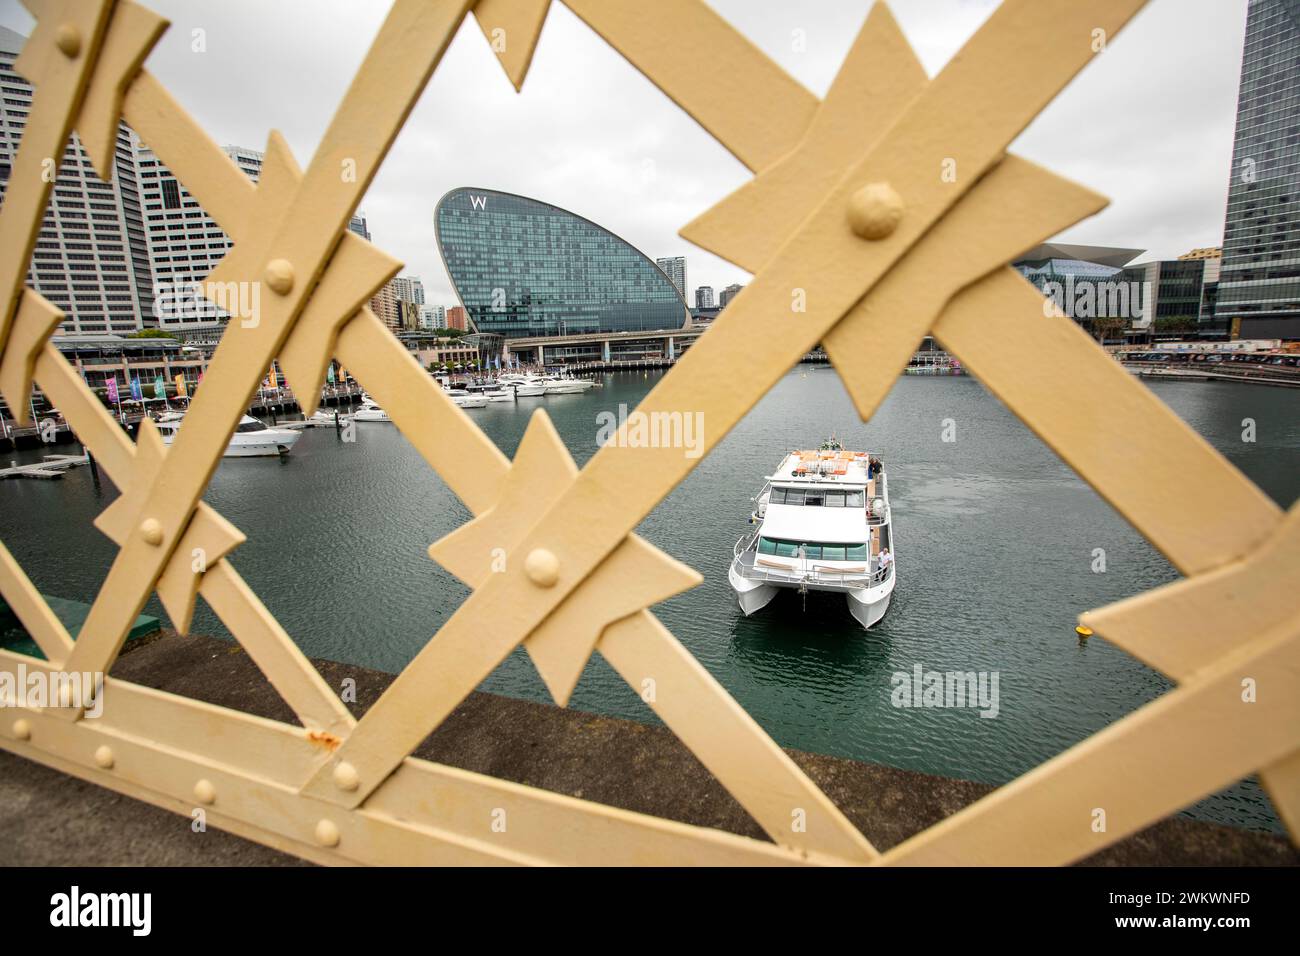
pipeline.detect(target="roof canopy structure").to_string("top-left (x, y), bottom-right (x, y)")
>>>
top-left (1014, 242), bottom-right (1145, 269)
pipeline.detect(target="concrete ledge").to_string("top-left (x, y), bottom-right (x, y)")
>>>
top-left (1, 632), bottom-right (1295, 866)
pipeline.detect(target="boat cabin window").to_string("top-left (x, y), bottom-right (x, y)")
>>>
top-left (769, 487), bottom-right (864, 507)
top-left (236, 420), bottom-right (267, 433)
top-left (758, 537), bottom-right (869, 561)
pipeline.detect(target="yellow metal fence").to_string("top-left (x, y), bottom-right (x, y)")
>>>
top-left (0, 0), bottom-right (1295, 865)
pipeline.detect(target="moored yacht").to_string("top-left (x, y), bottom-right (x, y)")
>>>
top-left (534, 375), bottom-right (589, 394)
top-left (155, 413), bottom-right (301, 458)
top-left (461, 383), bottom-right (514, 402)
top-left (443, 386), bottom-right (488, 408)
top-left (497, 375), bottom-right (546, 397)
top-left (728, 438), bottom-right (896, 629)
top-left (352, 395), bottom-right (391, 421)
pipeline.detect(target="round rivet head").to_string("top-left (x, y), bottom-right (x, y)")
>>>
top-left (12, 719), bottom-right (31, 741)
top-left (140, 518), bottom-right (164, 546)
top-left (193, 779), bottom-right (216, 805)
top-left (55, 24), bottom-right (81, 58)
top-left (524, 548), bottom-right (560, 587)
top-left (94, 745), bottom-right (114, 769)
top-left (315, 818), bottom-right (340, 847)
top-left (848, 181), bottom-right (904, 240)
top-left (332, 761), bottom-right (359, 792)
top-left (265, 259), bottom-right (295, 295)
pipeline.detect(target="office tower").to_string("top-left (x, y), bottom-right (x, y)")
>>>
top-left (1217, 0), bottom-right (1300, 339)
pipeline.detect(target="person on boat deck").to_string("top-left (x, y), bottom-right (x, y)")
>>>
top-left (878, 547), bottom-right (893, 576)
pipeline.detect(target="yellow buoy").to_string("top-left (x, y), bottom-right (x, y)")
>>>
top-left (1075, 624), bottom-right (1093, 638)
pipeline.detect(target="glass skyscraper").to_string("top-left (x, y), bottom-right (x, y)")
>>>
top-left (435, 187), bottom-right (689, 338)
top-left (1218, 0), bottom-right (1300, 340)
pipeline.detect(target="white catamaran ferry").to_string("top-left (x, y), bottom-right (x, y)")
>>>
top-left (728, 438), bottom-right (896, 629)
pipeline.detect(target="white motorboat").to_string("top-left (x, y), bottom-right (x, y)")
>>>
top-left (155, 413), bottom-right (301, 458)
top-left (352, 396), bottom-right (391, 422)
top-left (497, 375), bottom-right (546, 397)
top-left (534, 376), bottom-right (588, 394)
top-left (728, 438), bottom-right (896, 629)
top-left (461, 383), bottom-right (514, 402)
top-left (309, 407), bottom-right (352, 426)
top-left (444, 387), bottom-right (488, 409)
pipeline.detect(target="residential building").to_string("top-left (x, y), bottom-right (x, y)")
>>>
top-left (0, 26), bottom-right (153, 335)
top-left (719, 283), bottom-right (744, 308)
top-left (348, 214), bottom-right (371, 241)
top-left (695, 285), bottom-right (715, 309)
top-left (138, 143), bottom-right (263, 336)
top-left (655, 256), bottom-right (687, 299)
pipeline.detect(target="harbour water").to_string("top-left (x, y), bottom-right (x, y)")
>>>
top-left (3, 370), bottom-right (1297, 832)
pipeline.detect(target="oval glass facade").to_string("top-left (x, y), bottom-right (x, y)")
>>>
top-left (435, 188), bottom-right (689, 338)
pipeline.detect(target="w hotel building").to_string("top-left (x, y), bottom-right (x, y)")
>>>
top-left (434, 187), bottom-right (689, 339)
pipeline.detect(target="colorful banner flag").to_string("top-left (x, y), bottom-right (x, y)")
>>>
top-left (175, 374), bottom-right (187, 397)
top-left (129, 377), bottom-right (143, 401)
top-left (326, 364), bottom-right (335, 384)
top-left (154, 375), bottom-right (166, 399)
top-left (106, 376), bottom-right (119, 404)
top-left (269, 365), bottom-right (279, 389)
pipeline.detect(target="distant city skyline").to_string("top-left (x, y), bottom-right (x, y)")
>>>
top-left (0, 0), bottom-right (1255, 313)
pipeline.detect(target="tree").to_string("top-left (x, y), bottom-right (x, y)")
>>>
top-left (126, 328), bottom-right (178, 339)
top-left (1089, 316), bottom-right (1128, 346)
top-left (1154, 316), bottom-right (1199, 336)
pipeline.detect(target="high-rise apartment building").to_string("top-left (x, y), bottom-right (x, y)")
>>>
top-left (1217, 0), bottom-right (1300, 339)
top-left (695, 285), bottom-right (714, 309)
top-left (0, 26), bottom-right (153, 335)
top-left (655, 256), bottom-right (687, 299)
top-left (140, 143), bottom-right (263, 336)
top-left (391, 275), bottom-right (425, 306)
top-left (419, 304), bottom-right (446, 330)
top-left (446, 305), bottom-right (468, 332)
top-left (370, 281), bottom-right (401, 333)
top-left (719, 283), bottom-right (744, 308)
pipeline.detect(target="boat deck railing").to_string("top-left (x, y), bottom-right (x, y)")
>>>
top-left (731, 533), bottom-right (893, 589)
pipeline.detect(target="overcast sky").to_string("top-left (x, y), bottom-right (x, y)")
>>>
top-left (1, 0), bottom-right (1249, 309)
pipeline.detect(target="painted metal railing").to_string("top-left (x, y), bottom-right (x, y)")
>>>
top-left (732, 533), bottom-right (890, 590)
top-left (0, 0), bottom-right (1296, 865)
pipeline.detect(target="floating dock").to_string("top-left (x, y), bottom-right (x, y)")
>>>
top-left (0, 453), bottom-right (89, 480)
top-left (0, 594), bottom-right (161, 659)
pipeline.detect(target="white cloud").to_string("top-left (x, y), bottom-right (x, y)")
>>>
top-left (0, 0), bottom-right (1249, 305)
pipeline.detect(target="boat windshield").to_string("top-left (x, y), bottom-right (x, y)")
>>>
top-left (769, 487), bottom-right (864, 507)
top-left (757, 537), bottom-right (869, 561)
top-left (236, 419), bottom-right (268, 433)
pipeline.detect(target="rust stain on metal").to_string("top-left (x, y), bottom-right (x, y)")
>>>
top-left (307, 730), bottom-right (342, 752)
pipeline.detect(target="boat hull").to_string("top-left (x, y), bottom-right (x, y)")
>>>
top-left (223, 435), bottom-right (299, 457)
top-left (727, 563), bottom-right (780, 616)
top-left (162, 430), bottom-right (299, 457)
top-left (846, 588), bottom-right (891, 629)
